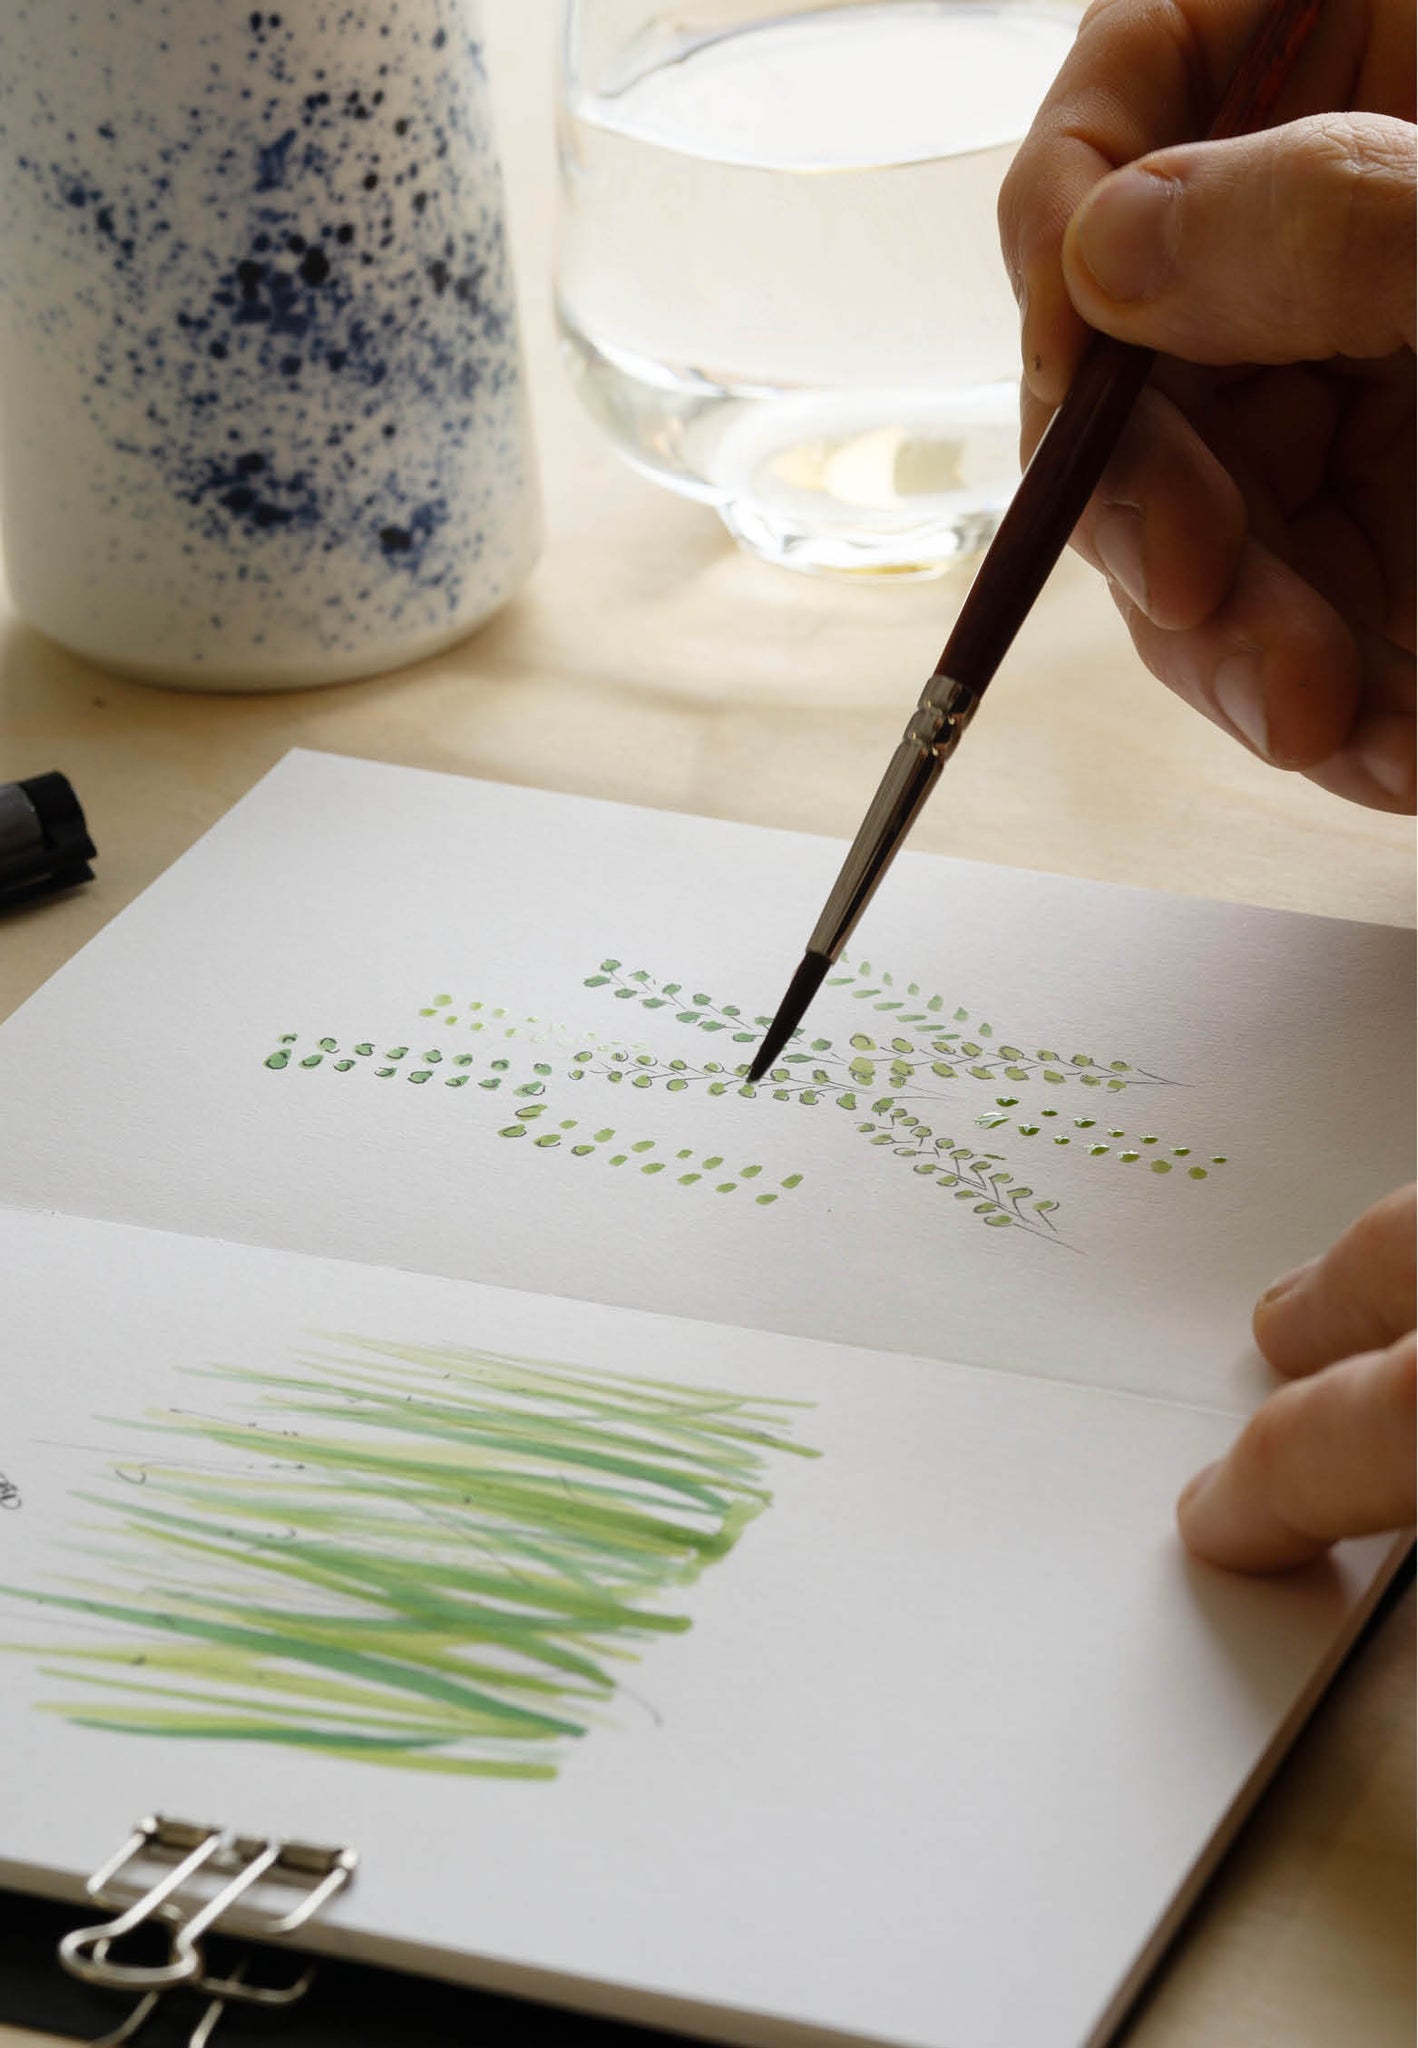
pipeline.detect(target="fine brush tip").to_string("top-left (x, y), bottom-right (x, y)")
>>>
top-left (746, 951), bottom-right (831, 1084)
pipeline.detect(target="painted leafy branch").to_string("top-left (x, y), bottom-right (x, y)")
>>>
top-left (259, 950), bottom-right (1229, 1246)
top-left (2, 1339), bottom-right (817, 1776)
top-left (590, 958), bottom-right (1175, 1093)
top-left (262, 1038), bottom-right (801, 1202)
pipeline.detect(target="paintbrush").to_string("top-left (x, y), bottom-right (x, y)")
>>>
top-left (747, 0), bottom-right (1321, 1084)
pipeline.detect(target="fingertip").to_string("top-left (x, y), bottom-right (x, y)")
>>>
top-left (1020, 259), bottom-right (1088, 409)
top-left (1252, 1256), bottom-right (1320, 1373)
top-left (1175, 1440), bottom-right (1327, 1574)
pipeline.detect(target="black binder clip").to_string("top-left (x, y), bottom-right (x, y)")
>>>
top-left (0, 770), bottom-right (96, 909)
top-left (58, 1815), bottom-right (357, 2048)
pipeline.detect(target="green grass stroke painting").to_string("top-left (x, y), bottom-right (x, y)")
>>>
top-left (4, 1339), bottom-right (818, 1778)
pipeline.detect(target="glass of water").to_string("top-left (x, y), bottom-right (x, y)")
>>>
top-left (555, 0), bottom-right (1079, 578)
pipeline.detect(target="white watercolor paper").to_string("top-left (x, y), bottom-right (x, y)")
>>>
top-left (0, 750), bottom-right (1410, 1412)
top-left (0, 1209), bottom-right (1401, 2048)
top-left (0, 751), bottom-right (1411, 2048)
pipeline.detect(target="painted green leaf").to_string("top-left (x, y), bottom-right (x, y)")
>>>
top-left (498, 1124), bottom-right (527, 1139)
top-left (931, 1063), bottom-right (956, 1079)
top-left (583, 976), bottom-right (610, 988)
top-left (836, 1093), bottom-right (858, 1111)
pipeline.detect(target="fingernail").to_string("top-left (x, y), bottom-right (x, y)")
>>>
top-left (1359, 735), bottom-right (1415, 802)
top-left (1213, 652), bottom-right (1271, 759)
top-left (1073, 169), bottom-right (1180, 304)
top-left (1177, 1461), bottom-right (1219, 1516)
top-left (1094, 507), bottom-right (1149, 611)
top-left (1256, 1257), bottom-right (1317, 1312)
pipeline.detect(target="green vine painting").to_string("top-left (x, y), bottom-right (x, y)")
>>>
top-left (3, 1339), bottom-right (817, 1777)
top-left (259, 953), bottom-right (1228, 1244)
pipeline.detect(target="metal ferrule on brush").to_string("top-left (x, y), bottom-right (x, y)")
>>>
top-left (806, 672), bottom-right (980, 964)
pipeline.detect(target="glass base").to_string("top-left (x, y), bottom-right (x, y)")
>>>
top-left (559, 310), bottom-right (1019, 579)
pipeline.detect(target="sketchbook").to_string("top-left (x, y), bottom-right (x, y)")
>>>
top-left (0, 749), bottom-right (1411, 2048)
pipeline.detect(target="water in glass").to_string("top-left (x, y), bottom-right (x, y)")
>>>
top-left (557, 1), bottom-right (1079, 575)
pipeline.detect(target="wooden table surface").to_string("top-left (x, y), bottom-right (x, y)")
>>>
top-left (1, 5), bottom-right (1412, 2044)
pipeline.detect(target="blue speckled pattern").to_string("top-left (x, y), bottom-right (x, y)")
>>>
top-left (0, 0), bottom-right (540, 687)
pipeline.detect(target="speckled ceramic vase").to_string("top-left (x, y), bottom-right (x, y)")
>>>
top-left (0, 1), bottom-right (540, 689)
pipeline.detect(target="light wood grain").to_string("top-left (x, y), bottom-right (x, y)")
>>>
top-left (0, 4), bottom-right (1411, 2043)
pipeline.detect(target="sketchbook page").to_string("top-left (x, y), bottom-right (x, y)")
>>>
top-left (0, 1208), bottom-right (1400, 2048)
top-left (0, 749), bottom-right (1409, 1413)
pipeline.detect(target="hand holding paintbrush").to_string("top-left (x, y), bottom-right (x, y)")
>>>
top-left (754, 0), bottom-right (1416, 1578)
top-left (748, 0), bottom-right (1413, 1083)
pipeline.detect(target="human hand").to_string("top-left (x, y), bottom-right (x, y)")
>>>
top-left (998, 0), bottom-right (1416, 811)
top-left (1177, 1184), bottom-right (1415, 1570)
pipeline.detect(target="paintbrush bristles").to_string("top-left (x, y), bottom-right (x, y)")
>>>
top-left (747, 952), bottom-right (831, 1083)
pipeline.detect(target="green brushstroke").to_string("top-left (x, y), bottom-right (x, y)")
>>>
top-left (4, 1341), bottom-right (817, 1777)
